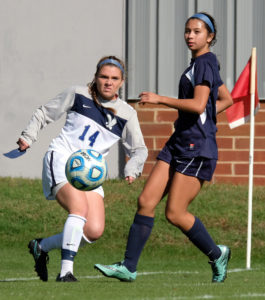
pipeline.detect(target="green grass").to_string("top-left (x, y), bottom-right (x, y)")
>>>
top-left (1, 177), bottom-right (265, 299)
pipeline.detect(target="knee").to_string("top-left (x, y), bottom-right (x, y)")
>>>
top-left (83, 223), bottom-right (104, 242)
top-left (165, 209), bottom-right (184, 228)
top-left (137, 193), bottom-right (146, 210)
top-left (137, 193), bottom-right (156, 215)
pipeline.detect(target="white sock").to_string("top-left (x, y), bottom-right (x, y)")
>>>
top-left (39, 233), bottom-right (63, 252)
top-left (60, 260), bottom-right (74, 277)
top-left (60, 214), bottom-right (86, 277)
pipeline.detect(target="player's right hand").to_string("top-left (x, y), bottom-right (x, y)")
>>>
top-left (138, 91), bottom-right (161, 105)
top-left (17, 138), bottom-right (30, 151)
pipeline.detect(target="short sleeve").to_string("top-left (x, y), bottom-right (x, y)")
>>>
top-left (194, 60), bottom-right (214, 88)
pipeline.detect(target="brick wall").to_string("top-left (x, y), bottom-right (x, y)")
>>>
top-left (129, 101), bottom-right (265, 186)
top-left (216, 101), bottom-right (265, 185)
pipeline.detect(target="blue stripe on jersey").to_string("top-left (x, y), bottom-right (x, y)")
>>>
top-left (71, 93), bottom-right (127, 138)
top-left (49, 151), bottom-right (56, 188)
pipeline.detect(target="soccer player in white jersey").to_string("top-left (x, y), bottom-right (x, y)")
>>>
top-left (17, 56), bottom-right (148, 282)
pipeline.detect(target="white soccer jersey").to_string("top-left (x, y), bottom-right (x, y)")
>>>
top-left (20, 86), bottom-right (148, 198)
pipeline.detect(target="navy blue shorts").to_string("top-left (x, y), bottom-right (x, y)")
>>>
top-left (157, 144), bottom-right (216, 181)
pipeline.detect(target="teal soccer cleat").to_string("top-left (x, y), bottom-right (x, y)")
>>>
top-left (94, 262), bottom-right (137, 282)
top-left (209, 245), bottom-right (231, 283)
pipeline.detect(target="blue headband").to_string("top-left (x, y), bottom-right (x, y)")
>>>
top-left (190, 13), bottom-right (215, 33)
top-left (97, 58), bottom-right (124, 74)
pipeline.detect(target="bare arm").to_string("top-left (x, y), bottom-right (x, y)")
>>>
top-left (139, 84), bottom-right (210, 115)
top-left (216, 84), bottom-right (233, 114)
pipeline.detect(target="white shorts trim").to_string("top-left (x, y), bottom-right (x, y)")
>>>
top-left (51, 182), bottom-right (104, 199)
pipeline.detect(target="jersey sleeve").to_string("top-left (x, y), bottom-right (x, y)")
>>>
top-left (121, 111), bottom-right (148, 178)
top-left (19, 86), bottom-right (76, 146)
top-left (194, 60), bottom-right (214, 87)
top-left (194, 58), bottom-right (223, 89)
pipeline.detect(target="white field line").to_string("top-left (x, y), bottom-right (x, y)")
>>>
top-left (149, 294), bottom-right (265, 300)
top-left (0, 268), bottom-right (255, 282)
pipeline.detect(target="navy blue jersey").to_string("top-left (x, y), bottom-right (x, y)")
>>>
top-left (167, 52), bottom-right (223, 159)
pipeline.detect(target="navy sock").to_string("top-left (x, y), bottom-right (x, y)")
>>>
top-left (123, 213), bottom-right (154, 272)
top-left (184, 217), bottom-right (221, 261)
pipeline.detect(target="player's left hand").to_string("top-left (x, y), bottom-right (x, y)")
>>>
top-left (125, 176), bottom-right (135, 185)
top-left (139, 92), bottom-right (161, 104)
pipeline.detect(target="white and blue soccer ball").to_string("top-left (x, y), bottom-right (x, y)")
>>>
top-left (65, 149), bottom-right (107, 191)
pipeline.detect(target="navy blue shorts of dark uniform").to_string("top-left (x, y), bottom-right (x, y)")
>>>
top-left (157, 144), bottom-right (217, 181)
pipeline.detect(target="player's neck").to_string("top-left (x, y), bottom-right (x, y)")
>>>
top-left (191, 47), bottom-right (210, 58)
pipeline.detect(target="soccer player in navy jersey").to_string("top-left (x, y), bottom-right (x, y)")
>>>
top-left (95, 13), bottom-right (233, 283)
top-left (17, 56), bottom-right (147, 282)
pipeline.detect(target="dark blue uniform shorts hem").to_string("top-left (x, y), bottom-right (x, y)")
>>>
top-left (157, 145), bottom-right (217, 181)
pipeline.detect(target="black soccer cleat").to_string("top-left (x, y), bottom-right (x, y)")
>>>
top-left (28, 238), bottom-right (49, 282)
top-left (56, 272), bottom-right (78, 282)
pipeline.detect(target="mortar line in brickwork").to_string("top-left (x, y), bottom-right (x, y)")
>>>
top-left (154, 110), bottom-right (157, 122)
top-left (231, 163), bottom-right (235, 176)
top-left (232, 137), bottom-right (236, 150)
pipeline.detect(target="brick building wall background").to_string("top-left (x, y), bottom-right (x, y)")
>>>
top-left (129, 101), bottom-right (265, 186)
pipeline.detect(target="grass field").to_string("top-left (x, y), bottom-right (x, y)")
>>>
top-left (1, 177), bottom-right (265, 299)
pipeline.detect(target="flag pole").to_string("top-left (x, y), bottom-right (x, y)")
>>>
top-left (246, 47), bottom-right (256, 269)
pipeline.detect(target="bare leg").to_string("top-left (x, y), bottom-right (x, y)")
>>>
top-left (124, 160), bottom-right (172, 272)
top-left (166, 172), bottom-right (202, 231)
top-left (166, 173), bottom-right (221, 260)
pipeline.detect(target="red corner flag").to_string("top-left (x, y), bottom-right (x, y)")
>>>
top-left (226, 58), bottom-right (259, 129)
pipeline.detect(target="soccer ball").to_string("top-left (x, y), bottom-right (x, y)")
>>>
top-left (65, 149), bottom-right (107, 191)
